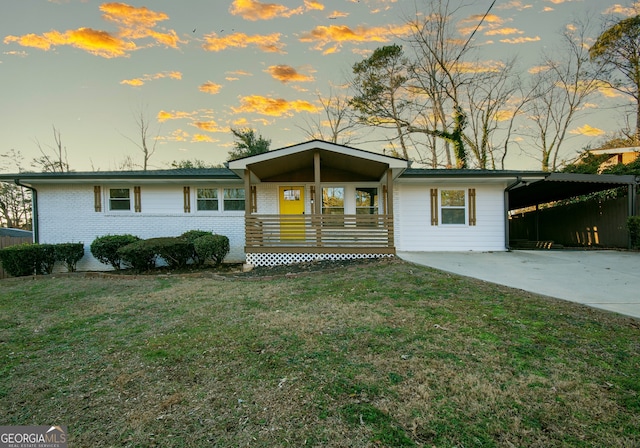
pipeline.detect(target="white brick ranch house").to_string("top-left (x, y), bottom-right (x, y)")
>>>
top-left (1, 140), bottom-right (554, 269)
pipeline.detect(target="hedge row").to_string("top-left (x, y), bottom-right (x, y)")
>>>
top-left (90, 231), bottom-right (230, 272)
top-left (0, 243), bottom-right (84, 277)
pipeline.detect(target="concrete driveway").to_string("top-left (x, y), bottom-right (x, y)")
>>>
top-left (398, 250), bottom-right (640, 319)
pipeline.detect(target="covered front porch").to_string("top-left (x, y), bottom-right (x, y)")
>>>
top-left (227, 140), bottom-right (409, 266)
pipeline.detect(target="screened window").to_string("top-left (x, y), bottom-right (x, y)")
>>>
top-left (322, 187), bottom-right (344, 215)
top-left (109, 188), bottom-right (131, 211)
top-left (441, 190), bottom-right (466, 224)
top-left (197, 188), bottom-right (218, 211)
top-left (356, 187), bottom-right (378, 215)
top-left (223, 188), bottom-right (245, 211)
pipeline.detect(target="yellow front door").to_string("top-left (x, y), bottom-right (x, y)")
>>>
top-left (279, 186), bottom-right (305, 240)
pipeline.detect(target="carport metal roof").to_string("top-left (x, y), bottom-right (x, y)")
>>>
top-left (508, 172), bottom-right (639, 210)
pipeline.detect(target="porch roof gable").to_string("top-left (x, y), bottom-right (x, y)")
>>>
top-left (227, 140), bottom-right (410, 182)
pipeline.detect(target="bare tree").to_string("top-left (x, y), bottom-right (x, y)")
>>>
top-left (1, 149), bottom-right (32, 229)
top-left (123, 107), bottom-right (160, 171)
top-left (461, 58), bottom-right (532, 169)
top-left (32, 125), bottom-right (70, 172)
top-left (404, 0), bottom-right (472, 168)
top-left (525, 20), bottom-right (603, 171)
top-left (298, 89), bottom-right (360, 145)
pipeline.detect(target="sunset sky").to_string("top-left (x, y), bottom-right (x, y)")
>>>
top-left (1, 0), bottom-right (638, 171)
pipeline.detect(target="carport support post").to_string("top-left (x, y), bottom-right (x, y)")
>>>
top-left (629, 183), bottom-right (637, 249)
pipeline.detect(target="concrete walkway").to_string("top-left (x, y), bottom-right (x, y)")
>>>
top-left (398, 250), bottom-right (640, 319)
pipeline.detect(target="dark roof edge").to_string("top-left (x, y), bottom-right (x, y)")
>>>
top-left (0, 168), bottom-right (240, 182)
top-left (399, 168), bottom-right (548, 178)
top-left (546, 172), bottom-right (638, 184)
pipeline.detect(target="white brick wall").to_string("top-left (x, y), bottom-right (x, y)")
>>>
top-left (35, 178), bottom-right (510, 271)
top-left (37, 184), bottom-right (246, 271)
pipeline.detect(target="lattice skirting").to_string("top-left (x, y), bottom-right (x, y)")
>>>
top-left (246, 252), bottom-right (394, 267)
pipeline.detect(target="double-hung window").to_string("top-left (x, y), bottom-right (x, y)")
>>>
top-left (431, 188), bottom-right (476, 226)
top-left (109, 188), bottom-right (131, 211)
top-left (197, 188), bottom-right (218, 211)
top-left (223, 188), bottom-right (245, 211)
top-left (440, 190), bottom-right (466, 224)
top-left (196, 187), bottom-right (245, 211)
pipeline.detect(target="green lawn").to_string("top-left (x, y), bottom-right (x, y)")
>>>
top-left (0, 258), bottom-right (638, 447)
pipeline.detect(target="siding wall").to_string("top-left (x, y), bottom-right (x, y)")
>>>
top-left (394, 182), bottom-right (508, 252)
top-left (37, 184), bottom-right (246, 271)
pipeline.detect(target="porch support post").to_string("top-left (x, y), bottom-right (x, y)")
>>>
top-left (244, 168), bottom-right (252, 215)
top-left (386, 169), bottom-right (394, 247)
top-left (314, 151), bottom-right (321, 215)
top-left (314, 151), bottom-right (322, 245)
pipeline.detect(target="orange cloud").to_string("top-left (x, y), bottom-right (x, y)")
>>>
top-left (229, 0), bottom-right (303, 20)
top-left (203, 32), bottom-right (285, 53)
top-left (157, 110), bottom-right (195, 122)
top-left (100, 2), bottom-right (183, 49)
top-left (604, 3), bottom-right (640, 16)
top-left (192, 134), bottom-right (216, 143)
top-left (193, 121), bottom-right (224, 132)
top-left (199, 81), bottom-right (222, 94)
top-left (528, 64), bottom-right (550, 74)
top-left (570, 124), bottom-right (604, 137)
top-left (266, 65), bottom-right (314, 83)
top-left (500, 36), bottom-right (541, 44)
top-left (485, 27), bottom-right (523, 36)
top-left (4, 28), bottom-right (136, 58)
top-left (299, 23), bottom-right (412, 54)
top-left (305, 0), bottom-right (324, 11)
top-left (328, 10), bottom-right (349, 18)
top-left (121, 71), bottom-right (182, 86)
top-left (496, 1), bottom-right (533, 11)
top-left (232, 95), bottom-right (319, 116)
top-left (4, 3), bottom-right (182, 57)
top-left (455, 60), bottom-right (505, 74)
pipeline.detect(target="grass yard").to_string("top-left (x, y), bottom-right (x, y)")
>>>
top-left (0, 258), bottom-right (639, 447)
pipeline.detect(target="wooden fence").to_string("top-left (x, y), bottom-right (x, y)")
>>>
top-left (510, 196), bottom-right (637, 249)
top-left (0, 236), bottom-right (33, 279)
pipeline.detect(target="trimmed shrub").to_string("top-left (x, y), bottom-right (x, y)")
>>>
top-left (117, 240), bottom-right (156, 272)
top-left (194, 234), bottom-right (230, 267)
top-left (55, 243), bottom-right (85, 272)
top-left (0, 243), bottom-right (60, 276)
top-left (146, 237), bottom-right (192, 269)
top-left (0, 244), bottom-right (39, 277)
top-left (36, 244), bottom-right (57, 275)
top-left (181, 230), bottom-right (213, 265)
top-left (90, 234), bottom-right (140, 270)
top-left (628, 216), bottom-right (640, 249)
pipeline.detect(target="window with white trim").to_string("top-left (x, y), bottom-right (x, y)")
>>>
top-left (109, 188), bottom-right (131, 211)
top-left (440, 189), bottom-right (466, 224)
top-left (197, 188), bottom-right (219, 211)
top-left (223, 188), bottom-right (245, 211)
top-left (430, 188), bottom-right (477, 226)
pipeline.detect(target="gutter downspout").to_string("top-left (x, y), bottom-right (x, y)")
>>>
top-left (504, 177), bottom-right (522, 251)
top-left (14, 179), bottom-right (38, 243)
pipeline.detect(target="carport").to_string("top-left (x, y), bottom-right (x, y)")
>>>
top-left (507, 173), bottom-right (639, 248)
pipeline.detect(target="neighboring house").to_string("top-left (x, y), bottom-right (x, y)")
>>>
top-left (588, 146), bottom-right (640, 172)
top-left (0, 140), bottom-right (635, 270)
